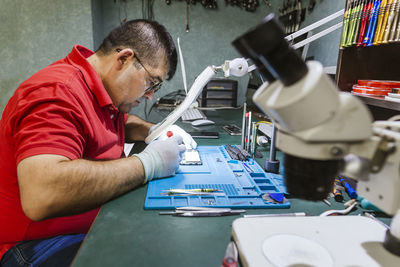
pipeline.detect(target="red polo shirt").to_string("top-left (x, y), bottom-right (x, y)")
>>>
top-left (0, 45), bottom-right (126, 258)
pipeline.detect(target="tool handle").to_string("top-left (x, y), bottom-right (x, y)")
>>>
top-left (383, 1), bottom-right (397, 42)
top-left (374, 0), bottom-right (388, 44)
top-left (221, 258), bottom-right (237, 267)
top-left (358, 1), bottom-right (372, 46)
top-left (364, 0), bottom-right (380, 45)
top-left (340, 178), bottom-right (358, 199)
top-left (367, 1), bottom-right (381, 46)
top-left (353, 1), bottom-right (366, 44)
top-left (389, 6), bottom-right (399, 41)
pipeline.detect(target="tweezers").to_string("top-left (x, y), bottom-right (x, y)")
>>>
top-left (159, 206), bottom-right (246, 217)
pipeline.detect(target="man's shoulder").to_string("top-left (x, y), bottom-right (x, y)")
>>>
top-left (33, 61), bottom-right (83, 86)
top-left (19, 60), bottom-right (86, 96)
top-left (12, 63), bottom-right (90, 110)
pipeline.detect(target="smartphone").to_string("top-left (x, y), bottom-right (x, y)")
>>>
top-left (222, 124), bottom-right (242, 135)
top-left (180, 149), bottom-right (202, 165)
top-left (189, 131), bottom-right (219, 139)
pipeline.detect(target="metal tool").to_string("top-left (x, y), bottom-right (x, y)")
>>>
top-left (159, 207), bottom-right (246, 217)
top-left (244, 212), bottom-right (306, 218)
top-left (221, 241), bottom-right (238, 267)
top-left (364, 212), bottom-right (390, 229)
top-left (161, 189), bottom-right (225, 196)
top-left (250, 122), bottom-right (257, 158)
top-left (241, 103), bottom-right (247, 149)
top-left (246, 111), bottom-right (252, 152)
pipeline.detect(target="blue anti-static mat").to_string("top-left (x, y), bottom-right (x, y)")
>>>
top-left (144, 145), bottom-right (290, 210)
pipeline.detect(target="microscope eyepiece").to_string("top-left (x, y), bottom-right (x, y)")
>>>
top-left (232, 13), bottom-right (308, 86)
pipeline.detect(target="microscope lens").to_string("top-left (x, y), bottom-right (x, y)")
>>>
top-left (283, 153), bottom-right (343, 201)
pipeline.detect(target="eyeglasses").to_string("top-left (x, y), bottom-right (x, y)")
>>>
top-left (133, 54), bottom-right (163, 93)
top-left (115, 49), bottom-right (163, 93)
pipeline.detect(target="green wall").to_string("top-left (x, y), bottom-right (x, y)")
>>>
top-left (301, 0), bottom-right (346, 67)
top-left (1, 0), bottom-right (346, 118)
top-left (0, 0), bottom-right (93, 113)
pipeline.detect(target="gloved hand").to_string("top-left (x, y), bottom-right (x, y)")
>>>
top-left (134, 135), bottom-right (186, 184)
top-left (149, 124), bottom-right (197, 150)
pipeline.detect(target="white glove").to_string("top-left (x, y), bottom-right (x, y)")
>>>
top-left (151, 124), bottom-right (197, 150)
top-left (135, 135), bottom-right (186, 183)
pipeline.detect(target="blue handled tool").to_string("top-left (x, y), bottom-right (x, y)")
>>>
top-left (340, 178), bottom-right (358, 199)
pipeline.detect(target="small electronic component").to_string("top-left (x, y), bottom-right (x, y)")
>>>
top-left (222, 124), bottom-right (242, 135)
top-left (180, 149), bottom-right (202, 165)
top-left (188, 131), bottom-right (219, 139)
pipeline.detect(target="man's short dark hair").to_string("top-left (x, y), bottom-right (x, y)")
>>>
top-left (97, 19), bottom-right (177, 81)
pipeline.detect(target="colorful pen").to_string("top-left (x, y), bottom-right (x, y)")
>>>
top-left (367, 0), bottom-right (382, 46)
top-left (341, 0), bottom-right (354, 48)
top-left (353, 0), bottom-right (367, 45)
top-left (345, 0), bottom-right (360, 46)
top-left (364, 0), bottom-right (381, 46)
top-left (378, 0), bottom-right (393, 43)
top-left (358, 0), bottom-right (374, 46)
top-left (395, 1), bottom-right (400, 40)
top-left (373, 0), bottom-right (388, 45)
top-left (348, 0), bottom-right (363, 46)
top-left (383, 0), bottom-right (397, 42)
top-left (389, 0), bottom-right (400, 41)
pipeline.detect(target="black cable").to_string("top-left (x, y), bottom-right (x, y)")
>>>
top-left (146, 100), bottom-right (156, 119)
top-left (144, 99), bottom-right (148, 120)
top-left (141, 0), bottom-right (155, 20)
top-left (149, 0), bottom-right (154, 20)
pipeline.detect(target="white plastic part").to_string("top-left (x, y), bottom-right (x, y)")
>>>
top-left (253, 61), bottom-right (372, 141)
top-left (262, 234), bottom-right (334, 266)
top-left (390, 210), bottom-right (400, 240)
top-left (177, 37), bottom-right (187, 94)
top-left (222, 58), bottom-right (249, 77)
top-left (233, 216), bottom-right (400, 267)
top-left (145, 66), bottom-right (216, 144)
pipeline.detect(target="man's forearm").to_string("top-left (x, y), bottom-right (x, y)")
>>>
top-left (18, 154), bottom-right (145, 221)
top-left (125, 114), bottom-right (154, 142)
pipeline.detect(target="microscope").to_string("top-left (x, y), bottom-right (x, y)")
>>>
top-left (146, 12), bottom-right (400, 264)
top-left (232, 13), bottom-right (400, 264)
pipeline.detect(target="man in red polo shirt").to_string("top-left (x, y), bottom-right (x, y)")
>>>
top-left (0, 19), bottom-right (186, 266)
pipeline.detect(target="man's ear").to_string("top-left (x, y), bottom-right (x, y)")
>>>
top-left (115, 48), bottom-right (134, 70)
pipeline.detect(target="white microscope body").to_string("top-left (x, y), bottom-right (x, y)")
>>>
top-left (234, 13), bottom-right (400, 260)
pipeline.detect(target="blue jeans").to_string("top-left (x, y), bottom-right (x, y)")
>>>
top-left (0, 234), bottom-right (85, 267)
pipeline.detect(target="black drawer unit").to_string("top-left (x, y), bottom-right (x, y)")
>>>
top-left (201, 78), bottom-right (238, 107)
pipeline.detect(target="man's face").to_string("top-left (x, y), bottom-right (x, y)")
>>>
top-left (105, 49), bottom-right (167, 113)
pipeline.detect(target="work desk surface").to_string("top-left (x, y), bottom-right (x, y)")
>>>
top-left (72, 108), bottom-right (392, 267)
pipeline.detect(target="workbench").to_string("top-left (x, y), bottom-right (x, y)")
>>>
top-left (72, 109), bottom-right (392, 267)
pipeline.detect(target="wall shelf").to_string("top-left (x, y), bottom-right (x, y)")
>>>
top-left (355, 95), bottom-right (400, 111)
top-left (336, 40), bottom-right (400, 119)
